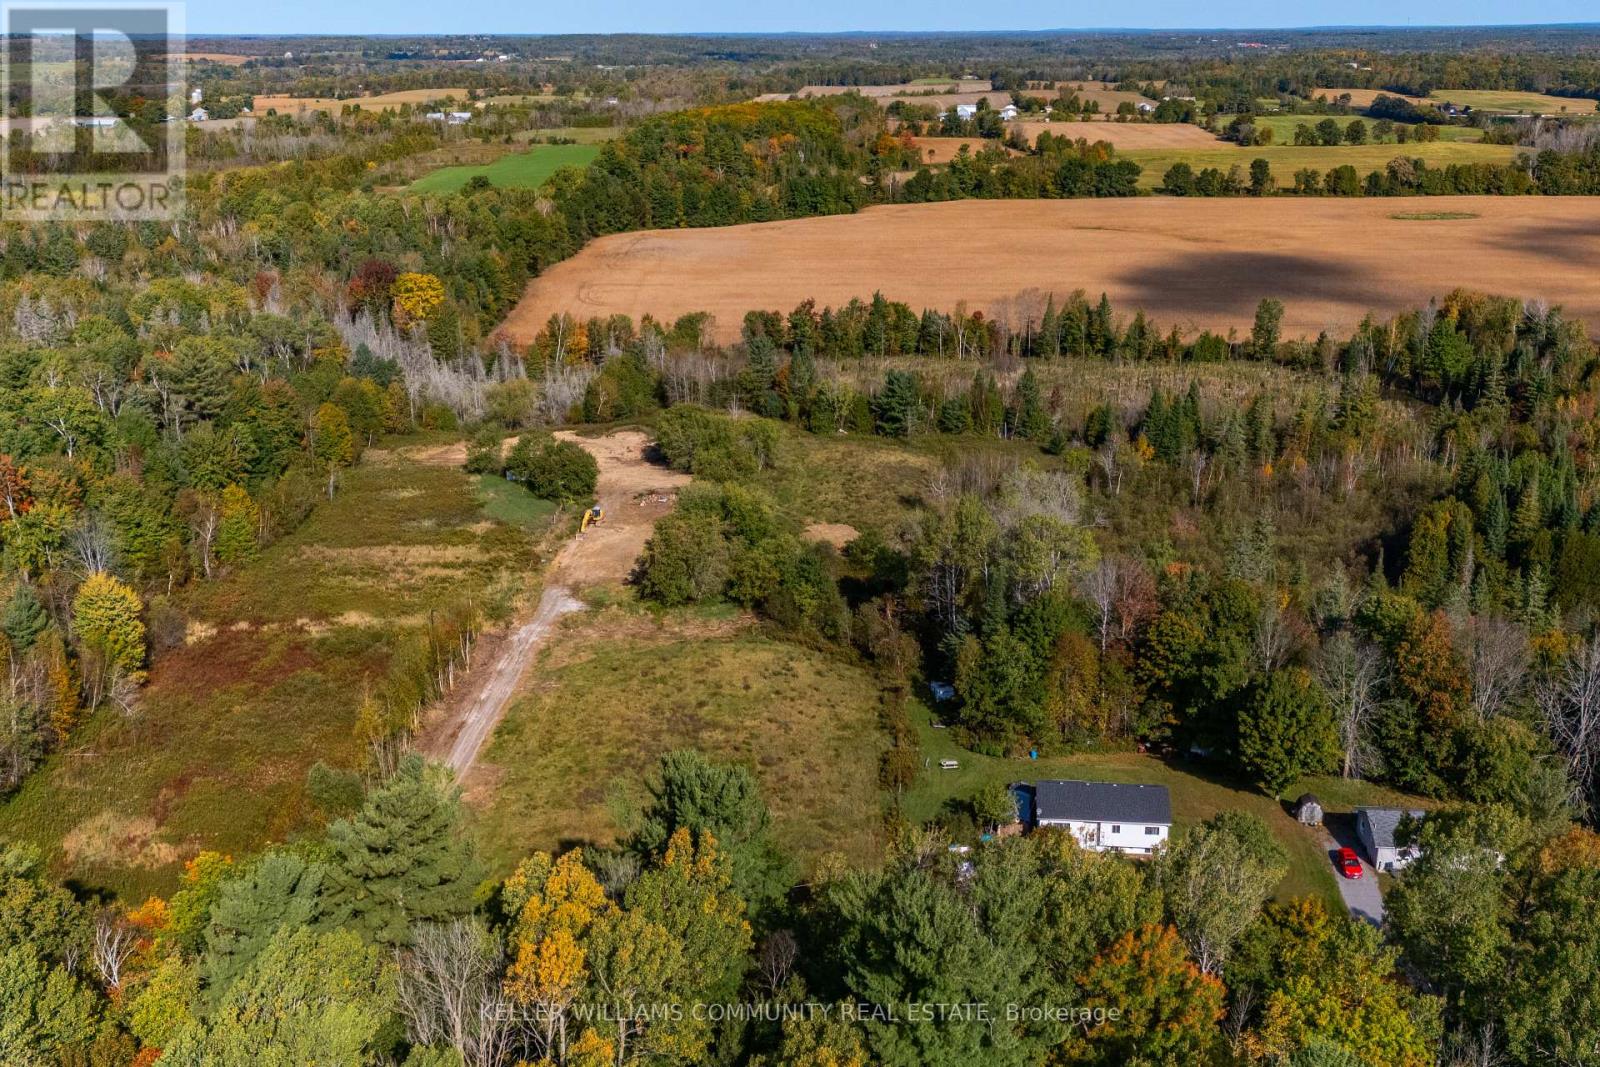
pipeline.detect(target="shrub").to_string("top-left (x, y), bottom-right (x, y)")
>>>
top-left (503, 435), bottom-right (598, 503)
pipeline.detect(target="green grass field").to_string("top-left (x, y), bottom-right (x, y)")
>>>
top-left (409, 143), bottom-right (602, 194)
top-left (470, 610), bottom-right (887, 874)
top-left (1429, 88), bottom-right (1600, 114)
top-left (0, 450), bottom-right (541, 900)
top-left (900, 699), bottom-right (1428, 906)
top-left (1124, 140), bottom-right (1521, 189)
top-left (1224, 113), bottom-right (1487, 145)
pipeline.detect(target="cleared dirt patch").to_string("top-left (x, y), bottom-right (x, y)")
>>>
top-left (501, 197), bottom-right (1600, 344)
top-left (804, 522), bottom-right (860, 548)
top-left (912, 137), bottom-right (1019, 163)
top-left (1011, 119), bottom-right (1220, 148)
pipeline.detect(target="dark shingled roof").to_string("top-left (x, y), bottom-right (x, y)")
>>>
top-left (1358, 807), bottom-right (1427, 850)
top-left (1034, 780), bottom-right (1171, 825)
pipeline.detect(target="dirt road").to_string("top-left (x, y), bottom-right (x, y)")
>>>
top-left (424, 429), bottom-right (690, 777)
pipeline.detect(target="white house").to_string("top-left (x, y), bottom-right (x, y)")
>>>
top-left (954, 103), bottom-right (978, 120)
top-left (188, 107), bottom-right (208, 122)
top-left (1031, 780), bottom-right (1171, 855)
top-left (998, 103), bottom-right (1019, 120)
top-left (1356, 807), bottom-right (1426, 872)
top-left (425, 111), bottom-right (474, 125)
top-left (189, 86), bottom-right (203, 106)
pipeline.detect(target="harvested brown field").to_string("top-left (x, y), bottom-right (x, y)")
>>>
top-left (912, 137), bottom-right (1020, 163)
top-left (1029, 80), bottom-right (1151, 110)
top-left (1312, 87), bottom-right (1430, 108)
top-left (1010, 119), bottom-right (1220, 148)
top-left (254, 88), bottom-right (469, 114)
top-left (499, 197), bottom-right (1600, 344)
top-left (174, 51), bottom-right (254, 65)
top-left (753, 80), bottom-right (991, 102)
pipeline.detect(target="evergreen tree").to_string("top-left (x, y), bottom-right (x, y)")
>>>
top-left (872, 371), bottom-right (920, 438)
top-left (632, 749), bottom-right (790, 919)
top-left (324, 757), bottom-right (482, 946)
top-left (1013, 367), bottom-right (1049, 440)
top-left (1, 585), bottom-right (48, 654)
top-left (202, 851), bottom-right (328, 999)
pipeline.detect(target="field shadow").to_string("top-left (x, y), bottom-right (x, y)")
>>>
top-left (1507, 218), bottom-right (1600, 268)
top-left (1115, 251), bottom-right (1382, 319)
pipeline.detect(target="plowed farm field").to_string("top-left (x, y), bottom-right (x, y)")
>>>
top-left (1010, 120), bottom-right (1221, 148)
top-left (499, 197), bottom-right (1600, 344)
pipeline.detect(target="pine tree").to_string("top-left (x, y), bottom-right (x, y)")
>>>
top-left (1, 585), bottom-right (48, 654)
top-left (1511, 482), bottom-right (1543, 553)
top-left (202, 852), bottom-right (329, 999)
top-left (1038, 295), bottom-right (1060, 357)
top-left (1013, 367), bottom-right (1049, 440)
top-left (1090, 294), bottom-right (1115, 356)
top-left (323, 757), bottom-right (482, 946)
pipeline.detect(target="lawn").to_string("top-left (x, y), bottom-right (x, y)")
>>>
top-left (409, 143), bottom-right (601, 194)
top-left (0, 451), bottom-right (541, 900)
top-left (900, 700), bottom-right (1427, 907)
top-left (1123, 140), bottom-right (1521, 189)
top-left (469, 610), bottom-right (887, 875)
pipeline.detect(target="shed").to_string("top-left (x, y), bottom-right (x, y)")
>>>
top-left (1294, 793), bottom-right (1324, 826)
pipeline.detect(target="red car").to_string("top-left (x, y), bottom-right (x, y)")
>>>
top-left (1336, 847), bottom-right (1363, 879)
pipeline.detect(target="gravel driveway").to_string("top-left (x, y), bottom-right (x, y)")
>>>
top-left (1332, 851), bottom-right (1386, 926)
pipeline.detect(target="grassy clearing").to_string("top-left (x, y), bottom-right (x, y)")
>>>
top-left (1123, 140), bottom-right (1521, 189)
top-left (900, 701), bottom-right (1427, 906)
top-left (476, 474), bottom-right (561, 530)
top-left (761, 428), bottom-right (939, 535)
top-left (470, 610), bottom-right (887, 874)
top-left (0, 452), bottom-right (540, 900)
top-left (409, 143), bottom-right (600, 194)
top-left (1391, 210), bottom-right (1481, 220)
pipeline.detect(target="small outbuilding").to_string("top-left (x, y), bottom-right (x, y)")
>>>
top-left (1293, 793), bottom-right (1324, 826)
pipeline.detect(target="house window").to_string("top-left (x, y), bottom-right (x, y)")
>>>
top-left (1145, 826), bottom-right (1161, 835)
top-left (1110, 825), bottom-right (1121, 834)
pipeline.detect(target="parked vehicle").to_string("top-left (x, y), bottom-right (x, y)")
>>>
top-left (1336, 846), bottom-right (1363, 879)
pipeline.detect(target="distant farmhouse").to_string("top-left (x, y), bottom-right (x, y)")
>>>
top-left (1356, 807), bottom-right (1426, 872)
top-left (425, 111), bottom-right (474, 125)
top-left (1025, 780), bottom-right (1172, 855)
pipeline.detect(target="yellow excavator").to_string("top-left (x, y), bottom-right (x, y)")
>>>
top-left (580, 505), bottom-right (605, 533)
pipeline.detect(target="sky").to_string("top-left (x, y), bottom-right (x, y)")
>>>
top-left (181, 0), bottom-right (1600, 36)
